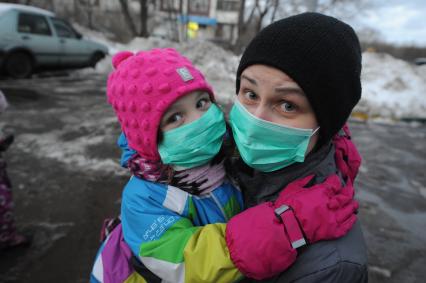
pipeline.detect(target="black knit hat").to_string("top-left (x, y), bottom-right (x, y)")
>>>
top-left (236, 12), bottom-right (362, 146)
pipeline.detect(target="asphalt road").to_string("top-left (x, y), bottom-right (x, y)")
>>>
top-left (0, 73), bottom-right (425, 283)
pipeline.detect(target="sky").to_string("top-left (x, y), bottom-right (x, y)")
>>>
top-left (348, 0), bottom-right (426, 46)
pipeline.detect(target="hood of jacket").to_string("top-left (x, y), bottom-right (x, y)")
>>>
top-left (117, 132), bottom-right (136, 168)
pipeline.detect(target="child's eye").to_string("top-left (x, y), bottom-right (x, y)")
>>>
top-left (167, 113), bottom-right (183, 124)
top-left (196, 98), bottom-right (211, 110)
top-left (280, 102), bottom-right (297, 113)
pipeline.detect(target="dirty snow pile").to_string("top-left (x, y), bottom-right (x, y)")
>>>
top-left (74, 24), bottom-right (239, 105)
top-left (77, 25), bottom-right (426, 120)
top-left (358, 52), bottom-right (426, 120)
top-left (110, 38), bottom-right (239, 105)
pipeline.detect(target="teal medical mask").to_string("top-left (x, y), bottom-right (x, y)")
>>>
top-left (158, 104), bottom-right (226, 169)
top-left (229, 100), bottom-right (319, 172)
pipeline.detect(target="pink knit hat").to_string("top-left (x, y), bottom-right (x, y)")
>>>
top-left (107, 48), bottom-right (214, 161)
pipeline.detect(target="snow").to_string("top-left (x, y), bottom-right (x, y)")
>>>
top-left (74, 24), bottom-right (239, 106)
top-left (358, 52), bottom-right (426, 120)
top-left (16, 125), bottom-right (125, 175)
top-left (368, 266), bottom-right (392, 278)
top-left (76, 25), bottom-right (426, 121)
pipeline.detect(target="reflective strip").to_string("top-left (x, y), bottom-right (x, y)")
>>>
top-left (275, 205), bottom-right (306, 249)
top-left (274, 205), bottom-right (290, 217)
top-left (163, 185), bottom-right (188, 215)
top-left (92, 254), bottom-right (104, 282)
top-left (140, 256), bottom-right (185, 283)
top-left (291, 238), bottom-right (307, 249)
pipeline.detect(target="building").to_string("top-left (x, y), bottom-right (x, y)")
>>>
top-left (155, 0), bottom-right (240, 43)
top-left (5, 0), bottom-right (241, 44)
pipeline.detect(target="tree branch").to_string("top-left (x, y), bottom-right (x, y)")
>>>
top-left (119, 0), bottom-right (138, 37)
top-left (139, 0), bottom-right (149, 37)
top-left (270, 0), bottom-right (279, 23)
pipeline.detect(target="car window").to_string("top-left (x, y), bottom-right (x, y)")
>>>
top-left (51, 18), bottom-right (76, 38)
top-left (18, 13), bottom-right (51, 36)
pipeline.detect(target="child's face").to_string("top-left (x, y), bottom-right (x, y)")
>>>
top-left (160, 91), bottom-right (212, 132)
top-left (237, 64), bottom-right (319, 152)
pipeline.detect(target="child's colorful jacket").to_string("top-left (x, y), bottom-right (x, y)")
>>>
top-left (90, 134), bottom-right (244, 283)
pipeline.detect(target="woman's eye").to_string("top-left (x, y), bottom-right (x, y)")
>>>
top-left (167, 113), bottom-right (183, 124)
top-left (243, 90), bottom-right (257, 101)
top-left (196, 98), bottom-right (210, 109)
top-left (280, 102), bottom-right (296, 112)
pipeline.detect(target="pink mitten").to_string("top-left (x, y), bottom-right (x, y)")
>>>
top-left (275, 174), bottom-right (358, 244)
top-left (225, 174), bottom-right (358, 280)
top-left (226, 201), bottom-right (297, 280)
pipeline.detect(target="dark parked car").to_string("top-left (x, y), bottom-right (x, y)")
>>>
top-left (0, 3), bottom-right (109, 78)
top-left (414, 58), bottom-right (426, 66)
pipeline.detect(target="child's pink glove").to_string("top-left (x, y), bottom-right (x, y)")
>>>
top-left (225, 174), bottom-right (358, 280)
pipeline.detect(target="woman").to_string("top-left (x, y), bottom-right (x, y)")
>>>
top-left (226, 12), bottom-right (368, 282)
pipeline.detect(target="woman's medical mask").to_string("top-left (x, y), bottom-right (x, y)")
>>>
top-left (229, 99), bottom-right (319, 172)
top-left (158, 104), bottom-right (226, 169)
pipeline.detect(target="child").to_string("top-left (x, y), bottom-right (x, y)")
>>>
top-left (90, 48), bottom-right (244, 283)
top-left (0, 90), bottom-right (31, 250)
top-left (90, 48), bottom-right (357, 283)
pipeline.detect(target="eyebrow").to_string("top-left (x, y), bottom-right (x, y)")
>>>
top-left (163, 100), bottom-right (183, 119)
top-left (195, 91), bottom-right (209, 99)
top-left (163, 91), bottom-right (208, 116)
top-left (240, 74), bottom-right (257, 85)
top-left (275, 86), bottom-right (305, 96)
top-left (241, 74), bottom-right (304, 96)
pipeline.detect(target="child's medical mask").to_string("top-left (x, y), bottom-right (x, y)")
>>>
top-left (158, 104), bottom-right (226, 169)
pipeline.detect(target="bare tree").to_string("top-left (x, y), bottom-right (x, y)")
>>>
top-left (270, 0), bottom-right (280, 23)
top-left (237, 0), bottom-right (245, 36)
top-left (119, 0), bottom-right (138, 36)
top-left (76, 0), bottom-right (95, 29)
top-left (255, 0), bottom-right (273, 32)
top-left (317, 0), bottom-right (370, 19)
top-left (281, 0), bottom-right (370, 19)
top-left (235, 0), bottom-right (370, 52)
top-left (238, 0), bottom-right (276, 36)
top-left (118, 0), bottom-right (150, 37)
top-left (139, 0), bottom-right (149, 37)
top-left (164, 0), bottom-right (183, 41)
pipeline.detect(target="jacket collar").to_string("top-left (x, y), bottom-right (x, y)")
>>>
top-left (229, 142), bottom-right (336, 208)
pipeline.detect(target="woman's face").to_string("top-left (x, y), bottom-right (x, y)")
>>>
top-left (238, 64), bottom-right (319, 153)
top-left (160, 90), bottom-right (212, 132)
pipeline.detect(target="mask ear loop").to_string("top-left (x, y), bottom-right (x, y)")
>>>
top-left (306, 127), bottom-right (321, 155)
top-left (312, 126), bottom-right (320, 136)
